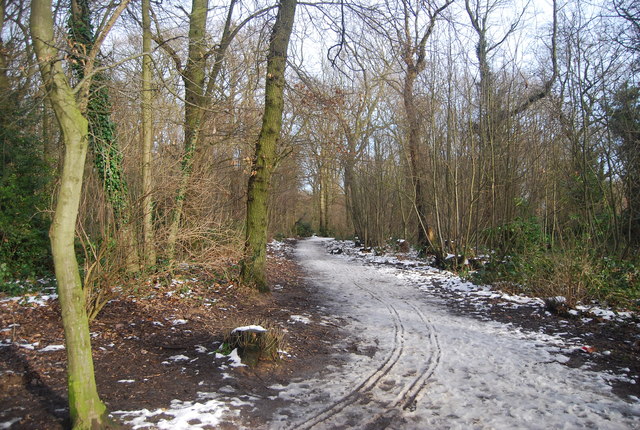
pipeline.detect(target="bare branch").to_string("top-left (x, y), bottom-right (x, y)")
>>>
top-left (84, 0), bottom-right (132, 79)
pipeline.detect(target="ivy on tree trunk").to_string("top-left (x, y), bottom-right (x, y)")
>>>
top-left (69, 0), bottom-right (139, 272)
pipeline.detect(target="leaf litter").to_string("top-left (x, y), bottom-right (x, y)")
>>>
top-left (1, 237), bottom-right (639, 428)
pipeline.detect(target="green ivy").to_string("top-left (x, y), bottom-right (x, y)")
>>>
top-left (0, 123), bottom-right (53, 289)
top-left (87, 74), bottom-right (129, 222)
top-left (68, 0), bottom-right (130, 224)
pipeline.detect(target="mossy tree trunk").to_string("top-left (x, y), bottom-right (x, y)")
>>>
top-left (166, 0), bottom-right (209, 261)
top-left (30, 0), bottom-right (109, 427)
top-left (141, 0), bottom-right (156, 267)
top-left (241, 0), bottom-right (297, 291)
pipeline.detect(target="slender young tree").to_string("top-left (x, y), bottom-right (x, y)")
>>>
top-left (30, 0), bottom-right (129, 427)
top-left (141, 0), bottom-right (156, 267)
top-left (241, 0), bottom-right (298, 291)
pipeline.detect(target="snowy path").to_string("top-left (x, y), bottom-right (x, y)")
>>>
top-left (269, 237), bottom-right (640, 429)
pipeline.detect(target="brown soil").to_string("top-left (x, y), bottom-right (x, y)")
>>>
top-left (3, 240), bottom-right (639, 429)
top-left (0, 240), bottom-right (342, 429)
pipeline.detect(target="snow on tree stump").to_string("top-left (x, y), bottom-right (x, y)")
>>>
top-left (228, 325), bottom-right (268, 367)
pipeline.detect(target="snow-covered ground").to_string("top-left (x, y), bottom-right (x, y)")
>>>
top-left (111, 237), bottom-right (640, 429)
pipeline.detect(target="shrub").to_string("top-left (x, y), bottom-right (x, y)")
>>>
top-left (473, 247), bottom-right (640, 310)
top-left (0, 126), bottom-right (53, 290)
top-left (294, 219), bottom-right (314, 237)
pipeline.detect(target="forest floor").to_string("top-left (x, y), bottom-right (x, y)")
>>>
top-left (1, 238), bottom-right (640, 429)
top-left (0, 239), bottom-right (341, 429)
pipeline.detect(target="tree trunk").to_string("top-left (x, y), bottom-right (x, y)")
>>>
top-left (0, 0), bottom-right (9, 102)
top-left (30, 1), bottom-right (108, 427)
top-left (241, 0), bottom-right (297, 291)
top-left (403, 67), bottom-right (432, 252)
top-left (166, 0), bottom-right (208, 260)
top-left (70, 0), bottom-right (140, 273)
top-left (141, 0), bottom-right (156, 267)
top-left (319, 166), bottom-right (327, 235)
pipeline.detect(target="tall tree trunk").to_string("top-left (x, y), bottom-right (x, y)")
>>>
top-left (403, 67), bottom-right (431, 251)
top-left (166, 0), bottom-right (209, 260)
top-left (30, 1), bottom-right (108, 427)
top-left (319, 166), bottom-right (327, 235)
top-left (141, 0), bottom-right (156, 267)
top-left (241, 0), bottom-right (297, 291)
top-left (398, 0), bottom-right (452, 256)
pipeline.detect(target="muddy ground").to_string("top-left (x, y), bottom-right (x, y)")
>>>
top-left (1, 239), bottom-right (639, 429)
top-left (0, 241), bottom-right (344, 429)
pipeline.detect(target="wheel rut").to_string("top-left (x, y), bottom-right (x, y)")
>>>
top-left (289, 283), bottom-right (406, 429)
top-left (289, 273), bottom-right (441, 429)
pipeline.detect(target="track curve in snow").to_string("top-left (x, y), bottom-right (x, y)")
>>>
top-left (268, 237), bottom-right (640, 429)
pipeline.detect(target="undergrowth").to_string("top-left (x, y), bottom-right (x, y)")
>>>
top-left (472, 218), bottom-right (640, 310)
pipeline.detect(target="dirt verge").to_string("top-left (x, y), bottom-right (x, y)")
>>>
top-left (0, 240), bottom-right (341, 429)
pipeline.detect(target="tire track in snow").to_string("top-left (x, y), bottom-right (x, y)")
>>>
top-left (290, 270), bottom-right (442, 429)
top-left (289, 283), bottom-right (406, 430)
top-left (360, 301), bottom-right (442, 429)
top-left (393, 301), bottom-right (441, 412)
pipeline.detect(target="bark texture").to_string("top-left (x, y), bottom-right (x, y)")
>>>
top-left (241, 0), bottom-right (297, 291)
top-left (30, 0), bottom-right (108, 427)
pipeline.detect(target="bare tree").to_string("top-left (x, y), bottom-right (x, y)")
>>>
top-left (242, 0), bottom-right (298, 291)
top-left (30, 0), bottom-right (130, 426)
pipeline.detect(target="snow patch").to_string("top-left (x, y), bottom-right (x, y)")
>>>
top-left (167, 354), bottom-right (190, 362)
top-left (39, 344), bottom-right (64, 352)
top-left (0, 417), bottom-right (22, 429)
top-left (231, 325), bottom-right (267, 333)
top-left (289, 315), bottom-right (311, 324)
top-left (112, 392), bottom-right (241, 430)
top-left (215, 348), bottom-right (246, 368)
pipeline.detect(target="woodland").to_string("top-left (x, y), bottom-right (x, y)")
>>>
top-left (1, 0), bottom-right (639, 427)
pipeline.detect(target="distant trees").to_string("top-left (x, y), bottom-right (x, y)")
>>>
top-left (286, 0), bottom-right (636, 264)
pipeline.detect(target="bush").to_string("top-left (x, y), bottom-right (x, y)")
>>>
top-left (0, 125), bottom-right (53, 290)
top-left (294, 219), bottom-right (314, 237)
top-left (473, 248), bottom-right (640, 310)
top-left (488, 217), bottom-right (547, 257)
